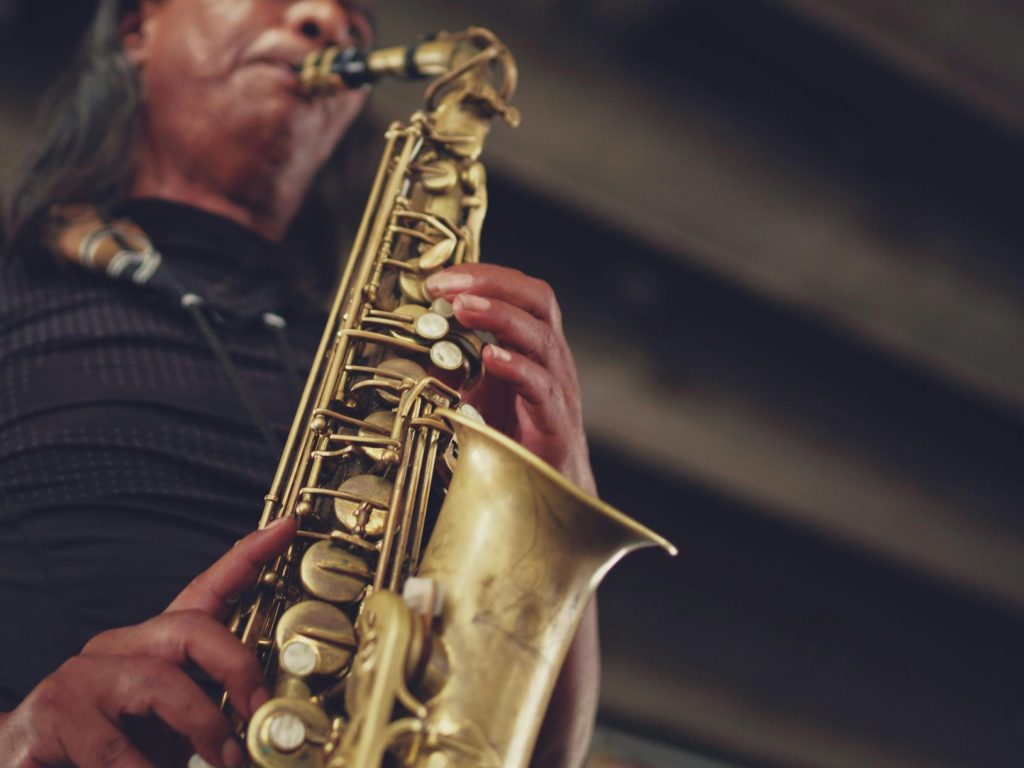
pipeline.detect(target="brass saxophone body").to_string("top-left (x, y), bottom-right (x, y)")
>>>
top-left (230, 28), bottom-right (675, 768)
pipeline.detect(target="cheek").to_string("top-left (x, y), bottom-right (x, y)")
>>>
top-left (148, 0), bottom-right (264, 87)
top-left (294, 93), bottom-right (368, 164)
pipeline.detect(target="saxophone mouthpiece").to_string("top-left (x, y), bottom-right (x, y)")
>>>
top-left (296, 37), bottom-right (458, 96)
top-left (295, 46), bottom-right (374, 94)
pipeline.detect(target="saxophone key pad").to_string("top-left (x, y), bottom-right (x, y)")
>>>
top-left (357, 410), bottom-right (396, 462)
top-left (418, 236), bottom-right (457, 270)
top-left (399, 258), bottom-right (427, 303)
top-left (275, 600), bottom-right (356, 676)
top-left (280, 639), bottom-right (319, 678)
top-left (430, 297), bottom-right (455, 318)
top-left (430, 340), bottom-right (464, 371)
top-left (267, 711), bottom-right (307, 753)
top-left (300, 539), bottom-right (371, 603)
top-left (415, 311), bottom-right (450, 341)
top-left (390, 304), bottom-right (426, 342)
top-left (376, 357), bottom-right (427, 405)
top-left (334, 473), bottom-right (393, 538)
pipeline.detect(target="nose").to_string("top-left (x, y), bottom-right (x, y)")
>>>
top-left (286, 1), bottom-right (358, 47)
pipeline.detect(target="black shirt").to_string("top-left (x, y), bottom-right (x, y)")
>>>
top-left (0, 200), bottom-right (324, 708)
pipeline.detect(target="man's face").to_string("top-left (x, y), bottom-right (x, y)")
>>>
top-left (129, 0), bottom-right (372, 205)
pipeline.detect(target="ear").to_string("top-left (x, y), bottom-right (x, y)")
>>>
top-left (120, 0), bottom-right (164, 67)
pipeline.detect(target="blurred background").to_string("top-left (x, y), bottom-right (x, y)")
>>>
top-left (4, 1), bottom-right (1024, 766)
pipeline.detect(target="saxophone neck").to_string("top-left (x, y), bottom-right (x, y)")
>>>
top-left (298, 28), bottom-right (520, 127)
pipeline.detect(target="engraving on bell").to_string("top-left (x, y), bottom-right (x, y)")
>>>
top-left (300, 539), bottom-right (371, 603)
top-left (415, 312), bottom-right (450, 341)
top-left (430, 340), bottom-right (464, 371)
top-left (334, 474), bottom-right (393, 538)
top-left (267, 711), bottom-right (307, 753)
top-left (275, 600), bottom-right (356, 676)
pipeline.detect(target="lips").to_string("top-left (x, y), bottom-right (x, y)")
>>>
top-left (247, 58), bottom-right (304, 93)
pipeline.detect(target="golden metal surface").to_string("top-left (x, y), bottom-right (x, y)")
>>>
top-left (414, 311), bottom-right (450, 341)
top-left (227, 28), bottom-right (676, 768)
top-left (399, 258), bottom-right (428, 303)
top-left (333, 474), bottom-right (393, 537)
top-left (429, 340), bottom-right (464, 371)
top-left (357, 410), bottom-right (396, 462)
top-left (274, 600), bottom-right (357, 677)
top-left (299, 539), bottom-right (371, 603)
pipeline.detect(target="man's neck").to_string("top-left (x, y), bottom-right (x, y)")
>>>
top-left (130, 132), bottom-right (309, 242)
top-left (130, 177), bottom-right (290, 242)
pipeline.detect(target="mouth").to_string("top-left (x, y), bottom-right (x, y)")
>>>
top-left (248, 58), bottom-right (306, 95)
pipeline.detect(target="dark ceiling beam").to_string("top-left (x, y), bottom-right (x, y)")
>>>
top-left (771, 0), bottom-right (1024, 135)
top-left (372, 0), bottom-right (1024, 420)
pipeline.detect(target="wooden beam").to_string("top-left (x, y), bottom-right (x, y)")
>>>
top-left (371, 0), bottom-right (1024, 419)
top-left (771, 0), bottom-right (1024, 135)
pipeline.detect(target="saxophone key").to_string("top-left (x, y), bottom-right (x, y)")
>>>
top-left (399, 257), bottom-right (427, 303)
top-left (430, 296), bottom-right (455, 318)
top-left (429, 340), bottom-right (464, 371)
top-left (376, 357), bottom-right (427, 405)
top-left (333, 473), bottom-right (394, 537)
top-left (275, 600), bottom-right (357, 677)
top-left (300, 539), bottom-right (371, 603)
top-left (418, 236), bottom-right (458, 270)
top-left (415, 311), bottom-right (450, 341)
top-left (357, 409), bottom-right (396, 462)
top-left (389, 303), bottom-right (426, 343)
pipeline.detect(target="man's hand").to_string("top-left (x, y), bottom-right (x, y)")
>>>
top-left (0, 517), bottom-right (296, 768)
top-left (425, 264), bottom-right (596, 494)
top-left (427, 264), bottom-right (600, 768)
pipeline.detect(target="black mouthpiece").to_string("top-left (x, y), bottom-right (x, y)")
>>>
top-left (293, 47), bottom-right (374, 91)
top-left (330, 47), bottom-right (373, 88)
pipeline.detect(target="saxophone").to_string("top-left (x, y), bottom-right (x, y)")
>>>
top-left (227, 28), bottom-right (676, 768)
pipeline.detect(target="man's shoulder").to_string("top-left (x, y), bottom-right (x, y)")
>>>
top-left (1, 244), bottom-right (188, 353)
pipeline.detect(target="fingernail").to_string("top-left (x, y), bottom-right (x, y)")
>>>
top-left (266, 516), bottom-right (291, 530)
top-left (250, 686), bottom-right (270, 716)
top-left (222, 738), bottom-right (245, 768)
top-left (489, 345), bottom-right (511, 363)
top-left (454, 294), bottom-right (489, 312)
top-left (424, 272), bottom-right (473, 297)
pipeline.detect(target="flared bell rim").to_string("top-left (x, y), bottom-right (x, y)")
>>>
top-left (437, 407), bottom-right (678, 557)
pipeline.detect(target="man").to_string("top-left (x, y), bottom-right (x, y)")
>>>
top-left (0, 1), bottom-right (598, 766)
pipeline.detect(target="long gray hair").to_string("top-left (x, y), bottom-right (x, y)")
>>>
top-left (4, 0), bottom-right (140, 254)
top-left (3, 0), bottom-right (375, 301)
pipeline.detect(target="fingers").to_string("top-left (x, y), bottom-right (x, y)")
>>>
top-left (62, 710), bottom-right (154, 768)
top-left (451, 293), bottom-right (561, 366)
top-left (22, 655), bottom-right (239, 768)
top-left (482, 344), bottom-right (565, 432)
top-left (425, 263), bottom-right (561, 327)
top-left (95, 658), bottom-right (236, 767)
top-left (83, 611), bottom-right (266, 721)
top-left (167, 516), bottom-right (297, 618)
